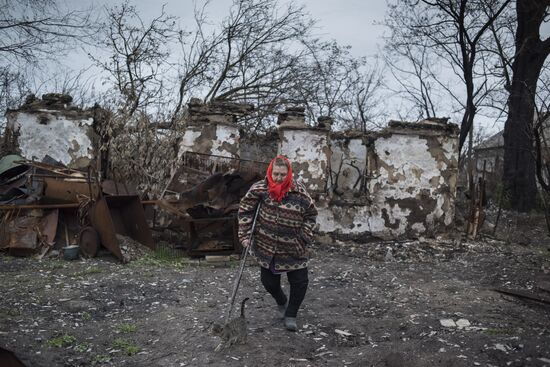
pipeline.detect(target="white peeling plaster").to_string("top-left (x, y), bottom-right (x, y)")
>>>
top-left (439, 135), bottom-right (458, 166)
top-left (426, 194), bottom-right (454, 227)
top-left (212, 125), bottom-right (239, 157)
top-left (179, 125), bottom-right (239, 159)
top-left (279, 129), bottom-right (327, 191)
top-left (317, 205), bottom-right (371, 234)
top-left (411, 222), bottom-right (426, 232)
top-left (179, 128), bottom-right (202, 157)
top-left (9, 111), bottom-right (93, 167)
top-left (317, 201), bottom-right (413, 240)
top-left (367, 133), bottom-right (457, 237)
top-left (372, 135), bottom-right (442, 199)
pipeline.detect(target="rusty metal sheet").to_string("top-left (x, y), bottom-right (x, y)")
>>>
top-left (43, 178), bottom-right (98, 203)
top-left (38, 209), bottom-right (58, 246)
top-left (18, 160), bottom-right (86, 177)
top-left (35, 209), bottom-right (59, 259)
top-left (104, 195), bottom-right (155, 249)
top-left (90, 195), bottom-right (155, 262)
top-left (1, 216), bottom-right (40, 256)
top-left (101, 180), bottom-right (137, 196)
top-left (90, 197), bottom-right (123, 260)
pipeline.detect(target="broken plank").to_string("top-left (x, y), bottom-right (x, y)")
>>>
top-left (0, 203), bottom-right (80, 210)
top-left (154, 200), bottom-right (190, 218)
top-left (494, 287), bottom-right (550, 305)
top-left (535, 274), bottom-right (550, 294)
top-left (536, 280), bottom-right (550, 294)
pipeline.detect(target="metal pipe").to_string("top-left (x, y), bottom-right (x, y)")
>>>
top-left (0, 203), bottom-right (80, 210)
top-left (225, 201), bottom-right (262, 323)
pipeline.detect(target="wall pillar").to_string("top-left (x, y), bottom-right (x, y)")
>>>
top-left (277, 107), bottom-right (331, 195)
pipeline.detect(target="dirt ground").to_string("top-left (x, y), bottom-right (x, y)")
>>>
top-left (1, 220), bottom-right (550, 367)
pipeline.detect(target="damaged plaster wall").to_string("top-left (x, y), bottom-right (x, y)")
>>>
top-left (316, 133), bottom-right (371, 238)
top-left (314, 120), bottom-right (459, 239)
top-left (171, 99), bottom-right (245, 193)
top-left (279, 128), bottom-right (330, 192)
top-left (275, 110), bottom-right (459, 239)
top-left (317, 203), bottom-right (371, 236)
top-left (178, 99), bottom-right (244, 159)
top-left (4, 94), bottom-right (94, 168)
top-left (366, 120), bottom-right (459, 239)
top-left (277, 108), bottom-right (330, 193)
top-left (211, 124), bottom-right (240, 157)
top-left (180, 123), bottom-right (239, 158)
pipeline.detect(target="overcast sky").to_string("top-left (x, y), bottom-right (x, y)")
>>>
top-left (62, 0), bottom-right (386, 69)
top-left (58, 0), bottom-right (394, 120)
top-left (58, 0), bottom-right (549, 134)
top-left (118, 0), bottom-right (387, 57)
top-left (62, 0), bottom-right (388, 87)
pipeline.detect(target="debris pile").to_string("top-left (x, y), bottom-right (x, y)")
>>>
top-left (117, 234), bottom-right (153, 263)
top-left (0, 149), bottom-right (265, 262)
top-left (158, 163), bottom-right (263, 256)
top-left (318, 236), bottom-right (504, 262)
top-left (0, 154), bottom-right (153, 262)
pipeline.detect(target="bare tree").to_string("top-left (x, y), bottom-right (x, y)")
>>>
top-left (171, 0), bottom-right (314, 130)
top-left (344, 67), bottom-right (386, 132)
top-left (503, 0), bottom-right (550, 211)
top-left (0, 67), bottom-right (30, 112)
top-left (0, 0), bottom-right (95, 64)
top-left (201, 0), bottom-right (311, 102)
top-left (386, 0), bottom-right (512, 151)
top-left (294, 41), bottom-right (364, 121)
top-left (92, 1), bottom-right (178, 116)
top-left (384, 42), bottom-right (441, 121)
top-left (170, 0), bottom-right (386, 132)
top-left (287, 40), bottom-right (385, 130)
top-left (92, 0), bottom-right (388, 194)
top-left (0, 0), bottom-right (97, 122)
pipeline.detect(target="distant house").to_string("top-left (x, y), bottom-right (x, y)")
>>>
top-left (473, 112), bottom-right (550, 197)
top-left (473, 130), bottom-right (504, 194)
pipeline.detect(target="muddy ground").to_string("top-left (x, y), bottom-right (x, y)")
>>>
top-left (1, 224), bottom-right (550, 367)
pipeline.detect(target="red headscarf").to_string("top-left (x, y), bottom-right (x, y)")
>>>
top-left (266, 155), bottom-right (293, 202)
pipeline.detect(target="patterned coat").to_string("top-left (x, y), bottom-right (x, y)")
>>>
top-left (238, 179), bottom-right (318, 271)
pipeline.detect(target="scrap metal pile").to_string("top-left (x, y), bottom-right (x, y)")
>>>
top-left (0, 152), bottom-right (267, 261)
top-left (0, 154), bottom-right (154, 262)
top-left (157, 152), bottom-right (266, 256)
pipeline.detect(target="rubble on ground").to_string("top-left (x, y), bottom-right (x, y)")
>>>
top-left (1, 231), bottom-right (549, 366)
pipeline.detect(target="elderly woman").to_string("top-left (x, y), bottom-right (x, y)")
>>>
top-left (238, 155), bottom-right (317, 331)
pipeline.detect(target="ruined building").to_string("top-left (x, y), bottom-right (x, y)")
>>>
top-left (3, 94), bottom-right (95, 169)
top-left (3, 96), bottom-right (459, 240)
top-left (177, 100), bottom-right (459, 240)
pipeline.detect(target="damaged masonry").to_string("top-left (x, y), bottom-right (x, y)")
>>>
top-left (0, 94), bottom-right (459, 259)
top-left (171, 101), bottom-right (460, 240)
top-left (2, 95), bottom-right (549, 367)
